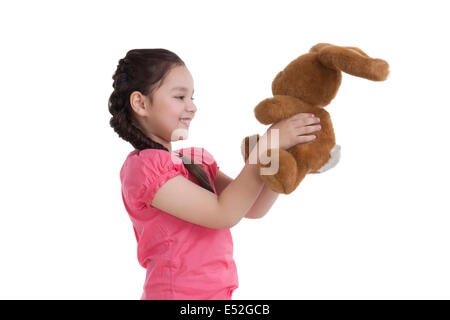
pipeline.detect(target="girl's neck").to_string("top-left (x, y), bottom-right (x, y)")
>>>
top-left (146, 132), bottom-right (172, 153)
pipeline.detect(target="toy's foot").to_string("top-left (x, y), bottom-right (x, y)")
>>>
top-left (317, 144), bottom-right (341, 173)
top-left (259, 149), bottom-right (296, 194)
top-left (259, 148), bottom-right (308, 194)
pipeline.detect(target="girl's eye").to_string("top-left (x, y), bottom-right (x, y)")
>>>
top-left (176, 96), bottom-right (195, 101)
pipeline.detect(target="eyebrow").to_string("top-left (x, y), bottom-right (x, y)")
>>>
top-left (171, 86), bottom-right (194, 93)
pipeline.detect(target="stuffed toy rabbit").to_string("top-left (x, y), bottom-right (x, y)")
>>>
top-left (241, 43), bottom-right (389, 194)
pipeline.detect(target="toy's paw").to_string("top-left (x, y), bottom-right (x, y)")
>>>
top-left (317, 144), bottom-right (341, 173)
top-left (241, 134), bottom-right (260, 162)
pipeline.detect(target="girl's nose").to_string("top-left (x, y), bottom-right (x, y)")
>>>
top-left (187, 102), bottom-right (197, 113)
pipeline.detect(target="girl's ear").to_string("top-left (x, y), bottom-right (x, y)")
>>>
top-left (130, 91), bottom-right (149, 116)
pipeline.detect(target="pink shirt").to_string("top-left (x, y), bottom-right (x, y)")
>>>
top-left (120, 147), bottom-right (239, 300)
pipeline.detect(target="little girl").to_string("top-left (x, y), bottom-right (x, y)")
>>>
top-left (108, 48), bottom-right (322, 300)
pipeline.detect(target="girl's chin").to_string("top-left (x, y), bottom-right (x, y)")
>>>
top-left (170, 127), bottom-right (189, 141)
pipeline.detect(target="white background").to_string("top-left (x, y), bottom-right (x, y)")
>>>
top-left (0, 0), bottom-right (449, 299)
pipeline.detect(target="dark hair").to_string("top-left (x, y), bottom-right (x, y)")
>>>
top-left (108, 49), bottom-right (214, 193)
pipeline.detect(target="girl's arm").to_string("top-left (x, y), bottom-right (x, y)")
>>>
top-left (243, 184), bottom-right (278, 219)
top-left (151, 114), bottom-right (311, 229)
top-left (215, 171), bottom-right (278, 219)
top-left (152, 139), bottom-right (267, 229)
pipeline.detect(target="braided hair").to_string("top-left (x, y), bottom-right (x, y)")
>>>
top-left (108, 49), bottom-right (214, 193)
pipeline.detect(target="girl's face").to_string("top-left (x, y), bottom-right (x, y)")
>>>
top-left (130, 65), bottom-right (197, 151)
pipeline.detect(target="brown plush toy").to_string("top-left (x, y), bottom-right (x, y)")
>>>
top-left (241, 43), bottom-right (389, 194)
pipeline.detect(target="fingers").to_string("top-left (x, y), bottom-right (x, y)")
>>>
top-left (291, 115), bottom-right (320, 128)
top-left (296, 134), bottom-right (317, 144)
top-left (288, 113), bottom-right (315, 121)
top-left (269, 112), bottom-right (323, 148)
top-left (290, 114), bottom-right (321, 144)
top-left (296, 123), bottom-right (321, 136)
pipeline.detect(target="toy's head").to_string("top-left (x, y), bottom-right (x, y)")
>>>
top-left (271, 43), bottom-right (389, 108)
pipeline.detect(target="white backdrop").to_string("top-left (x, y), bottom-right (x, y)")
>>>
top-left (1, 0), bottom-right (449, 299)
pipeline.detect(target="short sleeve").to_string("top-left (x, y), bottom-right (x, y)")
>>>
top-left (121, 149), bottom-right (188, 210)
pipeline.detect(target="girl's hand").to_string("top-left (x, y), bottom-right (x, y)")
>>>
top-left (263, 113), bottom-right (321, 150)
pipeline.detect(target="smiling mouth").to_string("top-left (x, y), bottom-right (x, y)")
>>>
top-left (179, 118), bottom-right (191, 127)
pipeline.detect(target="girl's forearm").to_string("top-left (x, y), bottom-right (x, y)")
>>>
top-left (217, 138), bottom-right (268, 227)
top-left (244, 184), bottom-right (279, 219)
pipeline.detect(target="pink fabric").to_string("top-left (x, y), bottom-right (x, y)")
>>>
top-left (120, 147), bottom-right (239, 300)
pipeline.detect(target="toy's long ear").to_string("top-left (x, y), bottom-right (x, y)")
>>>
top-left (310, 43), bottom-right (389, 81)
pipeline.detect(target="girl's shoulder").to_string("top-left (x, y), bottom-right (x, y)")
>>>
top-left (125, 148), bottom-right (184, 165)
top-left (120, 148), bottom-right (187, 181)
top-left (120, 147), bottom-right (219, 185)
top-left (119, 147), bottom-right (218, 211)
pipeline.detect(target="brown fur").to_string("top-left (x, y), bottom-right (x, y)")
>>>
top-left (242, 43), bottom-right (389, 194)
